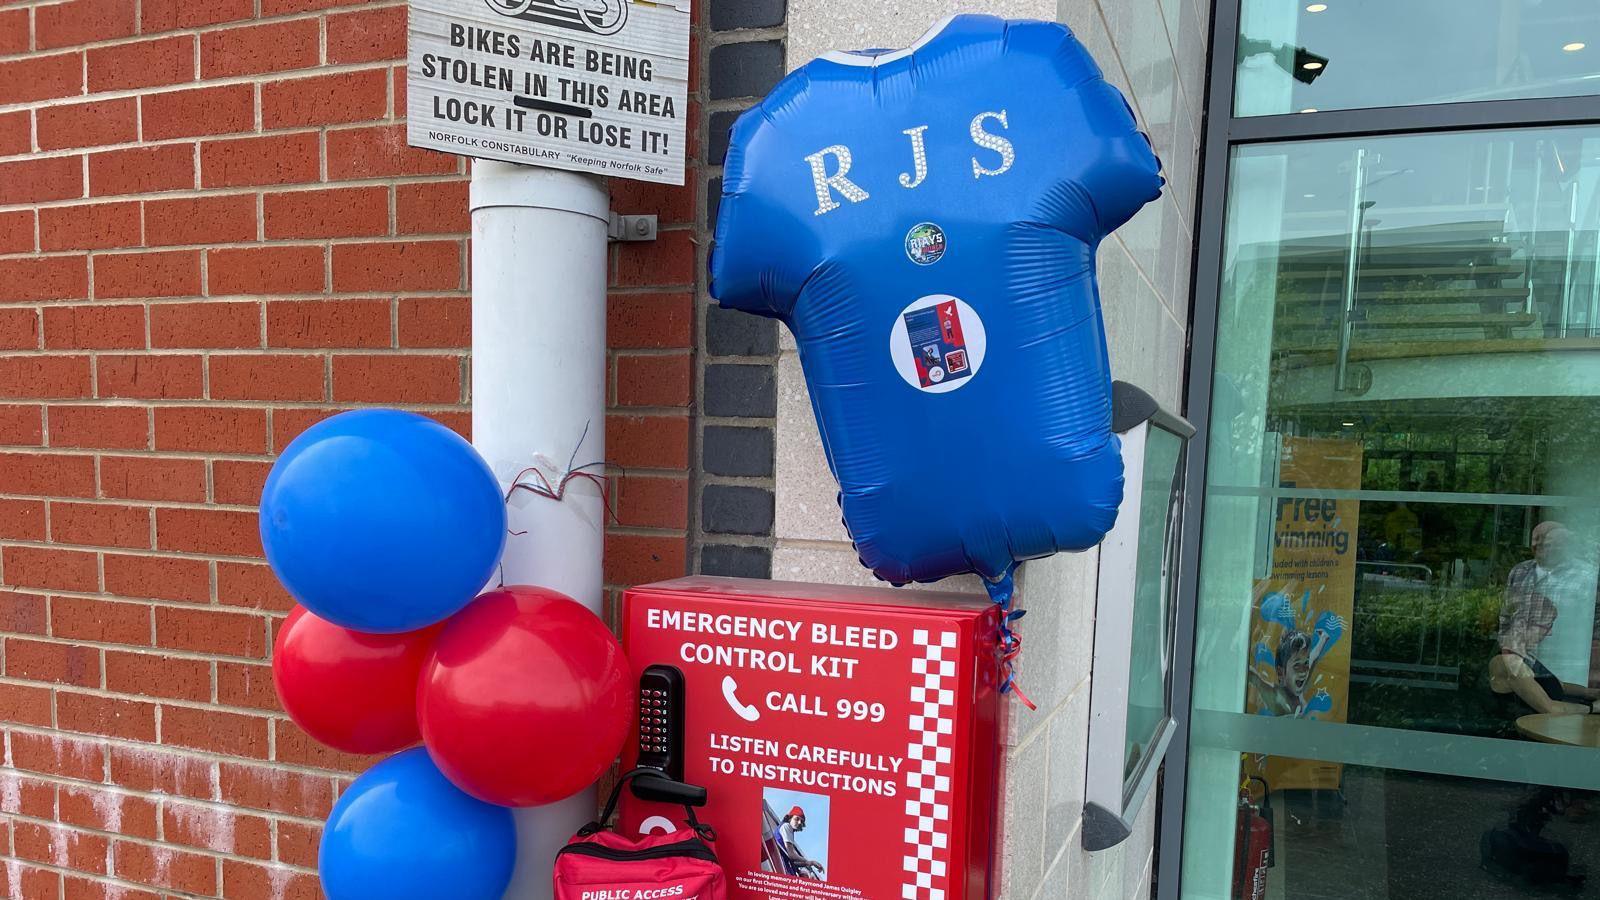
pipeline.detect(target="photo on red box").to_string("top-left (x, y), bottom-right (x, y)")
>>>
top-left (619, 576), bottom-right (1004, 900)
top-left (761, 787), bottom-right (830, 881)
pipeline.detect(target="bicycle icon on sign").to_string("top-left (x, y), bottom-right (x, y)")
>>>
top-left (483, 0), bottom-right (628, 36)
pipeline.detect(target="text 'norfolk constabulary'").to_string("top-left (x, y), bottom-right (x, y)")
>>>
top-left (407, 0), bottom-right (690, 185)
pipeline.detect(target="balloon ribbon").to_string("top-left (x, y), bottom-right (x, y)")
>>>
top-left (986, 569), bottom-right (1036, 711)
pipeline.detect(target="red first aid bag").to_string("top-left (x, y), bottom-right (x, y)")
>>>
top-left (554, 768), bottom-right (727, 900)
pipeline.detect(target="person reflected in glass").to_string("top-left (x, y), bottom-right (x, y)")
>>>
top-left (1505, 521), bottom-right (1591, 683)
top-left (1382, 485), bottom-right (1425, 561)
top-left (1414, 471), bottom-right (1454, 572)
top-left (1485, 592), bottom-right (1599, 868)
top-left (1489, 593), bottom-right (1599, 720)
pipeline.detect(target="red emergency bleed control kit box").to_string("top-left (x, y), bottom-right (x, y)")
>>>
top-left (618, 576), bottom-right (1004, 900)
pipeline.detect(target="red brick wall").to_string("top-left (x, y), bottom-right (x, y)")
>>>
top-left (0, 0), bottom-right (699, 895)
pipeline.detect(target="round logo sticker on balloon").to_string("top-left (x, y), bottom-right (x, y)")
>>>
top-left (904, 222), bottom-right (947, 265)
top-left (888, 294), bottom-right (986, 393)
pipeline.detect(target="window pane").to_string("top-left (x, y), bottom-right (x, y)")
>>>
top-left (1235, 0), bottom-right (1600, 116)
top-left (1181, 125), bottom-right (1600, 898)
top-left (1124, 427), bottom-right (1184, 791)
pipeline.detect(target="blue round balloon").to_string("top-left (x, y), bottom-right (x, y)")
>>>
top-left (260, 409), bottom-right (506, 633)
top-left (320, 748), bottom-right (516, 900)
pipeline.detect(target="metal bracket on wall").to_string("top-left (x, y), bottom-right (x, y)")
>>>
top-left (608, 213), bottom-right (658, 242)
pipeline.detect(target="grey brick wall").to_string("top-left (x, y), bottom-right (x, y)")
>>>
top-left (693, 0), bottom-right (786, 577)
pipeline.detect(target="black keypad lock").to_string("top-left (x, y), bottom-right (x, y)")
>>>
top-left (636, 664), bottom-right (685, 783)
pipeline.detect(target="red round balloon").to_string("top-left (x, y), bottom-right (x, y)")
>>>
top-left (417, 586), bottom-right (634, 807)
top-left (271, 605), bottom-right (439, 754)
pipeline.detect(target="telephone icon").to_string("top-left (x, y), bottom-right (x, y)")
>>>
top-left (722, 675), bottom-right (760, 722)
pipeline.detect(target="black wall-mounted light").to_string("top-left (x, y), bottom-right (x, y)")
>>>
top-left (1238, 36), bottom-right (1331, 85)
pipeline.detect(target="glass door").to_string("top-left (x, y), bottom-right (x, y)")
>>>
top-left (1170, 26), bottom-right (1600, 894)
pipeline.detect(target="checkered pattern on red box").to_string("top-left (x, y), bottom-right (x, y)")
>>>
top-left (902, 628), bottom-right (958, 900)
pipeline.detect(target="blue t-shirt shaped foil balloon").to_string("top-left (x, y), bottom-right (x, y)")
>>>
top-left (710, 15), bottom-right (1163, 600)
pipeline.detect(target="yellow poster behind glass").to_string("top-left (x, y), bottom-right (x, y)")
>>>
top-left (1245, 435), bottom-right (1362, 791)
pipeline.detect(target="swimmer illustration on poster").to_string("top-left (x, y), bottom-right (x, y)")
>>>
top-left (761, 787), bottom-right (830, 882)
top-left (1247, 589), bottom-right (1344, 719)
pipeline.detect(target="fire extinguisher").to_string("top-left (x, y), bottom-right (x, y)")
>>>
top-left (1232, 775), bottom-right (1274, 900)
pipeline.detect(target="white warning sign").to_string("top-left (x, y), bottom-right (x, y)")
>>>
top-left (407, 0), bottom-right (690, 185)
